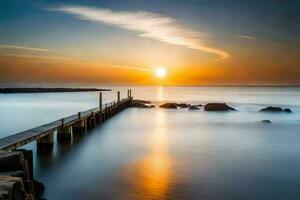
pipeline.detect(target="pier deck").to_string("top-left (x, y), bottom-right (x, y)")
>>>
top-left (0, 91), bottom-right (132, 151)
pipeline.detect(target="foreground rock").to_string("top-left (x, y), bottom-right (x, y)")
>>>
top-left (204, 103), bottom-right (236, 111)
top-left (130, 100), bottom-right (155, 108)
top-left (188, 105), bottom-right (200, 110)
top-left (260, 106), bottom-right (292, 113)
top-left (159, 103), bottom-right (177, 109)
top-left (0, 150), bottom-right (44, 200)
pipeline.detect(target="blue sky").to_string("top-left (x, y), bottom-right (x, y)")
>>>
top-left (0, 0), bottom-right (299, 85)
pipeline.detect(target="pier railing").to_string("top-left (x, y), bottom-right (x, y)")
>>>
top-left (0, 89), bottom-right (133, 151)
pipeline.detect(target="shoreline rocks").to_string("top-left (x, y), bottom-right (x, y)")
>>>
top-left (260, 106), bottom-right (292, 113)
top-left (130, 100), bottom-right (155, 108)
top-left (204, 103), bottom-right (236, 111)
top-left (0, 150), bottom-right (44, 200)
top-left (159, 103), bottom-right (177, 109)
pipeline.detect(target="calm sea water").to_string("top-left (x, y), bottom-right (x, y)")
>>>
top-left (1, 86), bottom-right (300, 199)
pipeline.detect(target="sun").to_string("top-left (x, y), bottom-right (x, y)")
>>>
top-left (155, 67), bottom-right (167, 78)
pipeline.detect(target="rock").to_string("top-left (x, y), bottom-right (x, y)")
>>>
top-left (188, 105), bottom-right (200, 110)
top-left (130, 102), bottom-right (154, 108)
top-left (132, 99), bottom-right (151, 104)
top-left (261, 120), bottom-right (271, 123)
top-left (260, 106), bottom-right (292, 113)
top-left (284, 108), bottom-right (292, 113)
top-left (0, 150), bottom-right (44, 200)
top-left (159, 103), bottom-right (177, 109)
top-left (177, 103), bottom-right (190, 108)
top-left (0, 175), bottom-right (25, 200)
top-left (260, 106), bottom-right (283, 112)
top-left (204, 103), bottom-right (236, 111)
top-left (0, 151), bottom-right (25, 174)
top-left (33, 179), bottom-right (45, 196)
top-left (130, 100), bottom-right (154, 108)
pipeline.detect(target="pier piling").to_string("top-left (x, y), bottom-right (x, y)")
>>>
top-left (37, 132), bottom-right (54, 153)
top-left (57, 126), bottom-right (71, 143)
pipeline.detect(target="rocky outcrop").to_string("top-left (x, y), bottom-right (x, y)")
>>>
top-left (159, 103), bottom-right (177, 109)
top-left (130, 100), bottom-right (155, 108)
top-left (260, 106), bottom-right (292, 113)
top-left (204, 103), bottom-right (236, 111)
top-left (188, 105), bottom-right (200, 110)
top-left (0, 150), bottom-right (44, 200)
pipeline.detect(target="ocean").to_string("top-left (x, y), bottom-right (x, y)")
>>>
top-left (1, 86), bottom-right (300, 199)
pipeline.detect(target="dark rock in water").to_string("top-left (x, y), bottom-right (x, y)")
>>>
top-left (261, 120), bottom-right (272, 123)
top-left (33, 179), bottom-right (45, 196)
top-left (284, 108), bottom-right (292, 113)
top-left (188, 105), bottom-right (200, 110)
top-left (130, 102), bottom-right (154, 108)
top-left (204, 103), bottom-right (236, 111)
top-left (260, 106), bottom-right (292, 113)
top-left (132, 99), bottom-right (151, 104)
top-left (159, 103), bottom-right (177, 109)
top-left (260, 106), bottom-right (283, 112)
top-left (130, 100), bottom-right (154, 108)
top-left (197, 104), bottom-right (203, 107)
top-left (177, 103), bottom-right (190, 108)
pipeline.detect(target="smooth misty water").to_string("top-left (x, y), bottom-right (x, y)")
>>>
top-left (1, 86), bottom-right (300, 199)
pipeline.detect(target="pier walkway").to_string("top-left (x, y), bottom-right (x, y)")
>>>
top-left (0, 90), bottom-right (133, 151)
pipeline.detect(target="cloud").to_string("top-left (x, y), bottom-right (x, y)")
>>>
top-left (51, 6), bottom-right (230, 60)
top-left (237, 34), bottom-right (257, 41)
top-left (0, 44), bottom-right (48, 51)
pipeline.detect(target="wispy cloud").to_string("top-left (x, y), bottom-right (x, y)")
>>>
top-left (0, 44), bottom-right (48, 51)
top-left (237, 34), bottom-right (257, 41)
top-left (51, 6), bottom-right (230, 60)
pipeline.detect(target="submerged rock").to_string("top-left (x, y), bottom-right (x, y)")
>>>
top-left (261, 120), bottom-right (272, 123)
top-left (204, 103), bottom-right (236, 111)
top-left (159, 103), bottom-right (177, 109)
top-left (188, 105), bottom-right (200, 110)
top-left (260, 106), bottom-right (292, 113)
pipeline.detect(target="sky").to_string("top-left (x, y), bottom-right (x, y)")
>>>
top-left (0, 0), bottom-right (299, 86)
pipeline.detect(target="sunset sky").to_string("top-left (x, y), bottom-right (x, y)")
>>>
top-left (0, 0), bottom-right (299, 86)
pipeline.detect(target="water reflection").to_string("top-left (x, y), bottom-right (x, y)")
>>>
top-left (157, 86), bottom-right (165, 102)
top-left (122, 110), bottom-right (173, 199)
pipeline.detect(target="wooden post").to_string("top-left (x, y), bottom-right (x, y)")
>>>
top-left (117, 91), bottom-right (120, 104)
top-left (87, 112), bottom-right (95, 129)
top-left (99, 92), bottom-right (102, 112)
top-left (57, 125), bottom-right (71, 143)
top-left (37, 132), bottom-right (54, 153)
top-left (72, 119), bottom-right (85, 137)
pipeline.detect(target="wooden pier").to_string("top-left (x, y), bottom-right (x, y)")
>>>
top-left (0, 90), bottom-right (133, 152)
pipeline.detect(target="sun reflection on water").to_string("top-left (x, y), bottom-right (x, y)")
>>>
top-left (157, 86), bottom-right (165, 102)
top-left (121, 110), bottom-right (173, 199)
